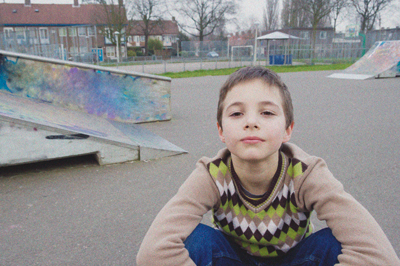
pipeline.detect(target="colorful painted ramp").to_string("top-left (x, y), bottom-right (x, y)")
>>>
top-left (0, 92), bottom-right (186, 166)
top-left (0, 50), bottom-right (171, 123)
top-left (0, 50), bottom-right (185, 166)
top-left (328, 41), bottom-right (400, 80)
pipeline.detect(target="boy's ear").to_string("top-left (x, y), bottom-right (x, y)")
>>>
top-left (217, 122), bottom-right (225, 143)
top-left (283, 122), bottom-right (294, 143)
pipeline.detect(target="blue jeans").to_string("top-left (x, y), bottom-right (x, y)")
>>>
top-left (184, 224), bottom-right (342, 266)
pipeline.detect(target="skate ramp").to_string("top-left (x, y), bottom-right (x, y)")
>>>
top-left (0, 50), bottom-right (186, 166)
top-left (0, 92), bottom-right (186, 167)
top-left (0, 50), bottom-right (171, 123)
top-left (328, 40), bottom-right (400, 80)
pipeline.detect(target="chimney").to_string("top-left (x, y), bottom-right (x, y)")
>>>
top-left (25, 0), bottom-right (31, 6)
top-left (119, 0), bottom-right (123, 6)
top-left (73, 0), bottom-right (79, 7)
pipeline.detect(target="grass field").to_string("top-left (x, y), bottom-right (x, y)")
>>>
top-left (159, 63), bottom-right (352, 78)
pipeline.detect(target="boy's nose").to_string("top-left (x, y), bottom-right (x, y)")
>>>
top-left (244, 115), bottom-right (259, 129)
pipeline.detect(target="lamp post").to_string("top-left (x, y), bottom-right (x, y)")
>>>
top-left (114, 31), bottom-right (120, 64)
top-left (176, 37), bottom-right (179, 58)
top-left (227, 34), bottom-right (231, 61)
top-left (253, 22), bottom-right (259, 64)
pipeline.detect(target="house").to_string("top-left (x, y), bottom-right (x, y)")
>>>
top-left (127, 19), bottom-right (179, 55)
top-left (0, 0), bottom-right (108, 61)
top-left (0, 0), bottom-right (180, 61)
top-left (366, 27), bottom-right (400, 48)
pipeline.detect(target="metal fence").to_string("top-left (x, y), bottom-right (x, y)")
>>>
top-left (0, 29), bottom-right (97, 63)
top-left (1, 27), bottom-right (398, 74)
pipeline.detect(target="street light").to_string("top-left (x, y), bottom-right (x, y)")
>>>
top-left (176, 37), bottom-right (179, 58)
top-left (253, 22), bottom-right (259, 64)
top-left (114, 31), bottom-right (120, 64)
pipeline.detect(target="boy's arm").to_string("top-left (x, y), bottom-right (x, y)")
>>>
top-left (136, 159), bottom-right (220, 266)
top-left (296, 158), bottom-right (400, 266)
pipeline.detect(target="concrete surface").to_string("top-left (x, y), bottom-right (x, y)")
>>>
top-left (1, 70), bottom-right (399, 265)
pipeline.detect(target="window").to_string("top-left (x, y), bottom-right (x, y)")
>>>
top-left (4, 28), bottom-right (13, 39)
top-left (59, 27), bottom-right (67, 37)
top-left (29, 29), bottom-right (37, 38)
top-left (134, 36), bottom-right (139, 42)
top-left (80, 46), bottom-right (88, 53)
top-left (127, 36), bottom-right (132, 42)
top-left (106, 46), bottom-right (115, 57)
top-left (68, 27), bottom-right (77, 36)
top-left (319, 31), bottom-right (327, 39)
top-left (163, 35), bottom-right (171, 43)
top-left (300, 31), bottom-right (309, 39)
top-left (39, 28), bottom-right (48, 39)
top-left (140, 35), bottom-right (145, 42)
top-left (70, 46), bottom-right (79, 55)
top-left (15, 28), bottom-right (26, 40)
top-left (87, 27), bottom-right (95, 36)
top-left (78, 27), bottom-right (86, 36)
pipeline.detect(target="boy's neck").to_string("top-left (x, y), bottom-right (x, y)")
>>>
top-left (231, 151), bottom-right (280, 196)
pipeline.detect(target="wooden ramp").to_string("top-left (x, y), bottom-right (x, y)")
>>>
top-left (0, 92), bottom-right (186, 167)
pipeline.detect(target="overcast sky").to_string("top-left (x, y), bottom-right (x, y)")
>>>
top-left (4, 0), bottom-right (400, 33)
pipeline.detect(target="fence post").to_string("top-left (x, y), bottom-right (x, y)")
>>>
top-left (142, 60), bottom-right (145, 73)
top-left (164, 60), bottom-right (166, 73)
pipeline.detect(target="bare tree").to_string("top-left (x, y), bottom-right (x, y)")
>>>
top-left (93, 0), bottom-right (128, 50)
top-left (281, 0), bottom-right (310, 28)
top-left (330, 0), bottom-right (349, 34)
top-left (127, 0), bottom-right (165, 55)
top-left (172, 0), bottom-right (237, 41)
top-left (263, 0), bottom-right (280, 30)
top-left (350, 0), bottom-right (393, 33)
top-left (301, 0), bottom-right (333, 49)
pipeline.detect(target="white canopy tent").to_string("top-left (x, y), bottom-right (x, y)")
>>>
top-left (257, 31), bottom-right (300, 65)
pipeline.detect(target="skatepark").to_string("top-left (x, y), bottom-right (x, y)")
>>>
top-left (1, 47), bottom-right (400, 264)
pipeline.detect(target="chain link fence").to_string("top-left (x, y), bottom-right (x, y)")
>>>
top-left (0, 29), bottom-right (97, 63)
top-left (1, 28), bottom-right (399, 74)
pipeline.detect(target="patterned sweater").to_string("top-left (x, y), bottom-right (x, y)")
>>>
top-left (137, 143), bottom-right (400, 265)
top-left (209, 151), bottom-right (313, 257)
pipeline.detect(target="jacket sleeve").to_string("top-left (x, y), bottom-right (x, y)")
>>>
top-left (295, 157), bottom-right (400, 266)
top-left (136, 159), bottom-right (220, 266)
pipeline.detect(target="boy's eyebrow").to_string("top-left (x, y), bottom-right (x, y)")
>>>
top-left (259, 101), bottom-right (280, 108)
top-left (226, 101), bottom-right (280, 110)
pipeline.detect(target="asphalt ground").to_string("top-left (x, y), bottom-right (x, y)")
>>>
top-left (1, 70), bottom-right (400, 265)
top-left (118, 59), bottom-right (261, 74)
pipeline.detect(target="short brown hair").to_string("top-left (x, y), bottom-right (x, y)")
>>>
top-left (217, 66), bottom-right (293, 129)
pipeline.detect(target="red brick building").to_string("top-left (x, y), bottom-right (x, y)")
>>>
top-left (0, 0), bottom-right (179, 61)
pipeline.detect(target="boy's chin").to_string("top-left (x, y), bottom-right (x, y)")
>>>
top-left (233, 152), bottom-right (277, 164)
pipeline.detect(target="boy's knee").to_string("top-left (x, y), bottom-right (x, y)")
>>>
top-left (314, 228), bottom-right (342, 258)
top-left (185, 224), bottom-right (221, 249)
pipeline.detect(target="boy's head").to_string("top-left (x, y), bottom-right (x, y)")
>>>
top-left (217, 66), bottom-right (293, 130)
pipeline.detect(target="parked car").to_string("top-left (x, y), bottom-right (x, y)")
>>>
top-left (207, 51), bottom-right (219, 58)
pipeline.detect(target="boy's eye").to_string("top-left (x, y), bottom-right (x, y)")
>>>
top-left (261, 111), bottom-right (274, 116)
top-left (230, 112), bottom-right (243, 117)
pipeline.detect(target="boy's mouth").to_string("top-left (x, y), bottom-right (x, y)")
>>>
top-left (241, 136), bottom-right (264, 144)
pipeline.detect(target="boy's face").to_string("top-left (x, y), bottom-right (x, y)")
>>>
top-left (217, 79), bottom-right (293, 163)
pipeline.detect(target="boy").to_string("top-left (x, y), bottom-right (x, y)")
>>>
top-left (137, 66), bottom-right (400, 265)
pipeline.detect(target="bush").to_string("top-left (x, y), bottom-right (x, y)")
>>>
top-left (148, 38), bottom-right (163, 54)
top-left (127, 50), bottom-right (136, 57)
